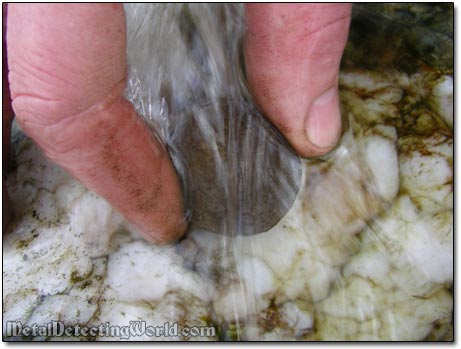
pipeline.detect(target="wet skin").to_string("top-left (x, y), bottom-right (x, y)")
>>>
top-left (3, 4), bottom-right (351, 243)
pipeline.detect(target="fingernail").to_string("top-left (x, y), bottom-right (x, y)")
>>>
top-left (305, 87), bottom-right (341, 149)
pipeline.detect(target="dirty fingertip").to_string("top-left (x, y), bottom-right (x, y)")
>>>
top-left (304, 87), bottom-right (342, 155)
top-left (140, 219), bottom-right (188, 245)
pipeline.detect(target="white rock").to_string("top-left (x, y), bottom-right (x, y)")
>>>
top-left (362, 135), bottom-right (399, 202)
top-left (280, 302), bottom-right (314, 337)
top-left (344, 249), bottom-right (391, 286)
top-left (402, 216), bottom-right (453, 284)
top-left (106, 241), bottom-right (212, 303)
top-left (430, 75), bottom-right (453, 128)
top-left (213, 282), bottom-right (269, 322)
top-left (67, 192), bottom-right (123, 257)
top-left (400, 150), bottom-right (452, 210)
top-left (238, 256), bottom-right (275, 297)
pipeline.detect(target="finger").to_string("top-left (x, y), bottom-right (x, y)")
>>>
top-left (244, 4), bottom-right (352, 157)
top-left (7, 4), bottom-right (186, 244)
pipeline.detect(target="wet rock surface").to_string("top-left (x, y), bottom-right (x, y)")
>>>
top-left (3, 3), bottom-right (453, 341)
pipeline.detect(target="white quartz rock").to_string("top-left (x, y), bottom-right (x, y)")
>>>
top-left (398, 201), bottom-right (449, 291)
top-left (106, 241), bottom-right (213, 303)
top-left (3, 180), bottom-right (122, 300)
top-left (355, 195), bottom-right (452, 297)
top-left (95, 289), bottom-right (184, 341)
top-left (25, 258), bottom-right (107, 329)
top-left (280, 301), bottom-right (314, 337)
top-left (3, 137), bottom-right (124, 337)
top-left (401, 210), bottom-right (453, 285)
top-left (4, 222), bottom-right (90, 297)
top-left (343, 248), bottom-right (392, 287)
top-left (302, 128), bottom-right (399, 243)
top-left (213, 283), bottom-right (265, 322)
top-left (315, 276), bottom-right (452, 341)
top-left (339, 72), bottom-right (404, 123)
top-left (429, 75), bottom-right (453, 128)
top-left (12, 139), bottom-right (70, 191)
top-left (66, 192), bottom-right (123, 257)
top-left (235, 214), bottom-right (340, 304)
top-left (94, 287), bottom-right (217, 341)
top-left (340, 71), bottom-right (398, 92)
top-left (361, 133), bottom-right (399, 201)
top-left (2, 292), bottom-right (41, 336)
top-left (399, 133), bottom-right (453, 212)
top-left (7, 141), bottom-right (68, 218)
top-left (238, 256), bottom-right (275, 297)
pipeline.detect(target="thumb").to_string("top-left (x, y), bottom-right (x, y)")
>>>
top-left (244, 4), bottom-right (351, 157)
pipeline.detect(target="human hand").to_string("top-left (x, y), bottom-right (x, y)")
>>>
top-left (245, 4), bottom-right (352, 157)
top-left (4, 4), bottom-right (186, 244)
top-left (3, 4), bottom-right (352, 243)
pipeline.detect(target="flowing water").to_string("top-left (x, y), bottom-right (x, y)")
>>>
top-left (3, 3), bottom-right (453, 341)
